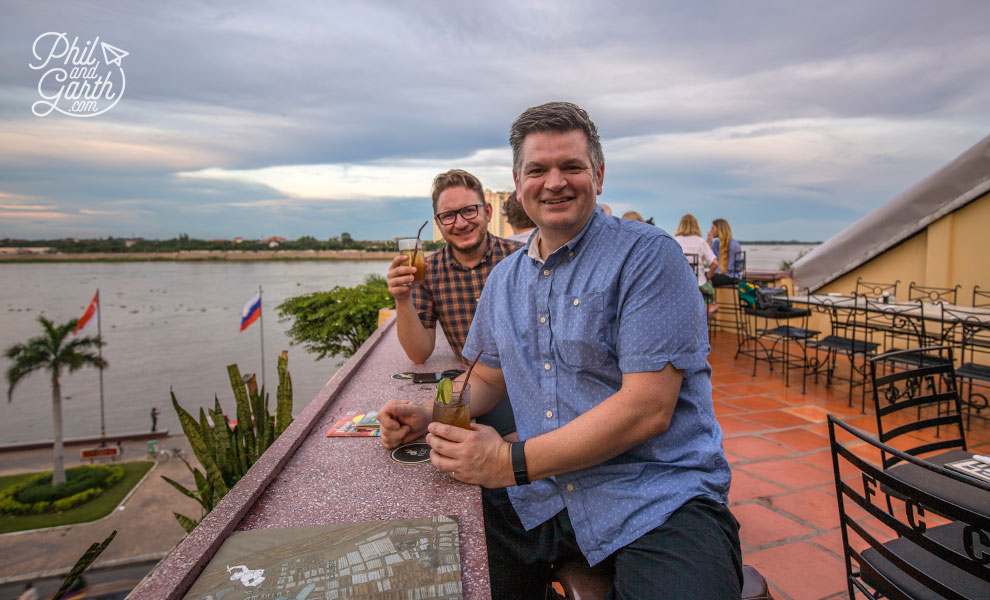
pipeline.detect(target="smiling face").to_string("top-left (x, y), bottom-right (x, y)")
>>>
top-left (514, 129), bottom-right (604, 254)
top-left (435, 186), bottom-right (492, 257)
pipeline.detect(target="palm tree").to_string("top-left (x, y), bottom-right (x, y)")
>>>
top-left (5, 316), bottom-right (107, 486)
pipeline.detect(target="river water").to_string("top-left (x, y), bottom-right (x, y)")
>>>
top-left (0, 261), bottom-right (389, 444)
top-left (0, 244), bottom-right (814, 444)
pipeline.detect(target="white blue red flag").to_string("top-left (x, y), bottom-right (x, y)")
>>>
top-left (73, 291), bottom-right (99, 336)
top-left (240, 293), bottom-right (262, 332)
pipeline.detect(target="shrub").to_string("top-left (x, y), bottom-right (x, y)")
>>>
top-left (16, 465), bottom-right (120, 504)
top-left (0, 465), bottom-right (124, 515)
top-left (277, 275), bottom-right (393, 359)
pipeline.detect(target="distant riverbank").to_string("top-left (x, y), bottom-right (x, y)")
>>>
top-left (0, 249), bottom-right (397, 262)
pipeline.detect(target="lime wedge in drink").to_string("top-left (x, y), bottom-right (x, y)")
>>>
top-left (436, 377), bottom-right (453, 405)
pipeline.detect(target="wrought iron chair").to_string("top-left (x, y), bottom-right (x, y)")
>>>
top-left (827, 415), bottom-right (990, 599)
top-left (864, 299), bottom-right (952, 371)
top-left (869, 347), bottom-right (967, 468)
top-left (745, 284), bottom-right (819, 392)
top-left (907, 281), bottom-right (961, 304)
top-left (806, 294), bottom-right (879, 407)
top-left (942, 307), bottom-right (990, 428)
top-left (710, 250), bottom-right (747, 335)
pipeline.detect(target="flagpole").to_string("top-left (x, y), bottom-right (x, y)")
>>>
top-left (96, 289), bottom-right (106, 443)
top-left (258, 284), bottom-right (266, 390)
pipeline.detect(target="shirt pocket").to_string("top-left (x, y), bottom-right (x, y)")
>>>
top-left (554, 291), bottom-right (611, 369)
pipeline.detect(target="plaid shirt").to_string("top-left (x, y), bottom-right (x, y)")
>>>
top-left (412, 234), bottom-right (522, 361)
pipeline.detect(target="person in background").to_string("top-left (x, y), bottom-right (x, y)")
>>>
top-left (502, 191), bottom-right (536, 243)
top-left (709, 218), bottom-right (744, 285)
top-left (598, 202), bottom-right (612, 216)
top-left (621, 210), bottom-right (644, 221)
top-left (385, 169), bottom-right (521, 437)
top-left (674, 214), bottom-right (719, 317)
top-left (150, 407), bottom-right (160, 432)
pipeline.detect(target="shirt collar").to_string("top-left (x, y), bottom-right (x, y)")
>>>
top-left (526, 205), bottom-right (605, 264)
top-left (444, 232), bottom-right (495, 270)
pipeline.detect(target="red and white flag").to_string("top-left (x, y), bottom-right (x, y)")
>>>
top-left (73, 291), bottom-right (99, 336)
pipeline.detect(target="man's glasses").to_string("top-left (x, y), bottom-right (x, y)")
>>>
top-left (435, 203), bottom-right (484, 226)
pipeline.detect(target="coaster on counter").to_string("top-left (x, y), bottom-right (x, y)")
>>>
top-left (391, 372), bottom-right (416, 380)
top-left (391, 442), bottom-right (431, 464)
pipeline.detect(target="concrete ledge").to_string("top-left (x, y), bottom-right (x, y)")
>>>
top-left (129, 317), bottom-right (396, 600)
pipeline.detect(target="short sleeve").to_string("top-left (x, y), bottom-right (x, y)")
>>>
top-left (461, 277), bottom-right (502, 370)
top-left (411, 284), bottom-right (438, 329)
top-left (616, 235), bottom-right (709, 373)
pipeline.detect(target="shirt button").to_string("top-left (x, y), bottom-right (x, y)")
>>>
top-left (544, 363), bottom-right (551, 371)
top-left (540, 316), bottom-right (547, 323)
top-left (546, 410), bottom-right (553, 418)
top-left (566, 483), bottom-right (574, 492)
top-left (543, 269), bottom-right (550, 276)
top-left (568, 251), bottom-right (574, 257)
top-left (573, 298), bottom-right (580, 306)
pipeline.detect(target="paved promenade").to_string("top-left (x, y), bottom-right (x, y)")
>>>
top-left (0, 436), bottom-right (200, 586)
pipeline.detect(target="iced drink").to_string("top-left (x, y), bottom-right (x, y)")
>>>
top-left (398, 238), bottom-right (425, 282)
top-left (433, 381), bottom-right (471, 429)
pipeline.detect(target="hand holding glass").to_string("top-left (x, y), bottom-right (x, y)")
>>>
top-left (398, 238), bottom-right (425, 282)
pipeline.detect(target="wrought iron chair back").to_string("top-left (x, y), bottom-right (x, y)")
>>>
top-left (827, 415), bottom-right (990, 600)
top-left (974, 285), bottom-right (990, 308)
top-left (908, 281), bottom-right (961, 304)
top-left (869, 347), bottom-right (966, 469)
top-left (684, 253), bottom-right (701, 278)
top-left (854, 277), bottom-right (899, 299)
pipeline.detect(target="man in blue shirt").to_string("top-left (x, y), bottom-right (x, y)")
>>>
top-left (379, 102), bottom-right (740, 598)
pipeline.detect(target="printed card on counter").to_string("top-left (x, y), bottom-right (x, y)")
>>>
top-left (327, 410), bottom-right (380, 437)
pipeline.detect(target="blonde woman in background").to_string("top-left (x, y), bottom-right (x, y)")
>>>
top-left (708, 218), bottom-right (743, 285)
top-left (621, 210), bottom-right (644, 221)
top-left (674, 214), bottom-right (719, 316)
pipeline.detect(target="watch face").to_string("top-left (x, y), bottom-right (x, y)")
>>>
top-left (390, 442), bottom-right (431, 464)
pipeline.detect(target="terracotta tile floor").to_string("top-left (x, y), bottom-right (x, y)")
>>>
top-left (708, 333), bottom-right (990, 600)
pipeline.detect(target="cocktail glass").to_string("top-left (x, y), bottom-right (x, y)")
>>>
top-left (398, 238), bottom-right (425, 282)
top-left (433, 381), bottom-right (471, 430)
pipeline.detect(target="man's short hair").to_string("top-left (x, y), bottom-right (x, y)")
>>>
top-left (509, 101), bottom-right (604, 176)
top-left (431, 169), bottom-right (485, 213)
top-left (501, 191), bottom-right (536, 230)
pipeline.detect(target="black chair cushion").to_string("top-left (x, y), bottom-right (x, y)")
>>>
top-left (887, 449), bottom-right (990, 516)
top-left (859, 522), bottom-right (990, 599)
top-left (957, 362), bottom-right (990, 383)
top-left (759, 325), bottom-right (819, 340)
top-left (809, 336), bottom-right (879, 354)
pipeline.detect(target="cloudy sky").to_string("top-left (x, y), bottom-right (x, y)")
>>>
top-left (2, 0), bottom-right (988, 242)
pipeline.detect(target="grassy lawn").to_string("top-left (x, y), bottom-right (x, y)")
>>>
top-left (0, 460), bottom-right (154, 534)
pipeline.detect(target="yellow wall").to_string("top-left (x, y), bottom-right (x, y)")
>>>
top-left (815, 191), bottom-right (989, 305)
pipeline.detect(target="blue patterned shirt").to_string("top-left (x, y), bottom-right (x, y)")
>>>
top-left (463, 206), bottom-right (731, 566)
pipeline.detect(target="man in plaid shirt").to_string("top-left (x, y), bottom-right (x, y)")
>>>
top-left (386, 169), bottom-right (522, 434)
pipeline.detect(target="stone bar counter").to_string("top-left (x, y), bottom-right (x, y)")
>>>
top-left (131, 317), bottom-right (489, 598)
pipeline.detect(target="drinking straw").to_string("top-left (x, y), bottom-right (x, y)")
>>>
top-left (411, 220), bottom-right (428, 268)
top-left (464, 349), bottom-right (483, 387)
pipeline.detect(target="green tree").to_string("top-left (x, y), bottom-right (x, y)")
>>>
top-left (277, 275), bottom-right (393, 360)
top-left (5, 317), bottom-right (107, 485)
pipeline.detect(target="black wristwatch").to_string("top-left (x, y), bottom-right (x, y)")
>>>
top-left (511, 441), bottom-right (530, 486)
